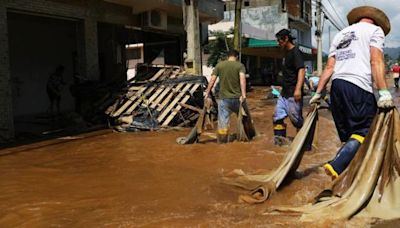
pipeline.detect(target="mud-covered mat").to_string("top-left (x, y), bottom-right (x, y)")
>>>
top-left (269, 108), bottom-right (400, 221)
top-left (222, 105), bottom-right (318, 203)
top-left (237, 100), bottom-right (256, 142)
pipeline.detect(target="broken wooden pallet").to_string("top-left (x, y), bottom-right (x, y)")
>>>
top-left (105, 65), bottom-right (205, 129)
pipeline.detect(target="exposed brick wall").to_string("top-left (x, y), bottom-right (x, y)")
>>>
top-left (287, 0), bottom-right (299, 17)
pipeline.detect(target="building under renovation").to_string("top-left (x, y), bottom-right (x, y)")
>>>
top-left (0, 0), bottom-right (224, 141)
top-left (213, 0), bottom-right (314, 85)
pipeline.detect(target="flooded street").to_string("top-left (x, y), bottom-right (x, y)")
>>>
top-left (1, 88), bottom-right (400, 227)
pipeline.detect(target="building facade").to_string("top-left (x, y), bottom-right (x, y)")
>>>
top-left (210, 0), bottom-right (313, 85)
top-left (0, 0), bottom-right (224, 140)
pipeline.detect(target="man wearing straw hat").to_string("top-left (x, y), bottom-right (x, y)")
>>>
top-left (309, 6), bottom-right (394, 179)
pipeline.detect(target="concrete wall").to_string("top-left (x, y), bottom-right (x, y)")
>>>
top-left (225, 0), bottom-right (280, 9)
top-left (0, 6), bottom-right (14, 138)
top-left (0, 0), bottom-right (135, 139)
top-left (224, 5), bottom-right (289, 40)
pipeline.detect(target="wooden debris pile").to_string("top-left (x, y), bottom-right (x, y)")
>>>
top-left (105, 65), bottom-right (208, 131)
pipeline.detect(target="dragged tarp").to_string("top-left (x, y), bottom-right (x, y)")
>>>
top-left (236, 100), bottom-right (256, 142)
top-left (270, 108), bottom-right (400, 221)
top-left (177, 99), bottom-right (256, 144)
top-left (222, 105), bottom-right (318, 203)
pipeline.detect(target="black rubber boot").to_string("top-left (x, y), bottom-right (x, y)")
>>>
top-left (325, 136), bottom-right (362, 178)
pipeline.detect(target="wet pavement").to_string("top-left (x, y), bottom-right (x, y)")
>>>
top-left (1, 87), bottom-right (400, 227)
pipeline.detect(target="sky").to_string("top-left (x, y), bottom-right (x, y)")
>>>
top-left (313, 0), bottom-right (400, 52)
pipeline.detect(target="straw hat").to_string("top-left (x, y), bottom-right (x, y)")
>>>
top-left (347, 6), bottom-right (391, 35)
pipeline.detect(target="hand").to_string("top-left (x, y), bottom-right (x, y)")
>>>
top-left (309, 93), bottom-right (322, 105)
top-left (378, 89), bottom-right (394, 109)
top-left (240, 96), bottom-right (246, 103)
top-left (294, 89), bottom-right (302, 102)
top-left (203, 91), bottom-right (209, 99)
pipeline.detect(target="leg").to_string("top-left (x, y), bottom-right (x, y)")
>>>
top-left (217, 99), bottom-right (231, 144)
top-left (330, 80), bottom-right (351, 142)
top-left (55, 96), bottom-right (61, 115)
top-left (395, 78), bottom-right (399, 88)
top-left (273, 96), bottom-right (288, 145)
top-left (325, 80), bottom-right (377, 179)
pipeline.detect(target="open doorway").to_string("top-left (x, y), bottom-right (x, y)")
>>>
top-left (7, 12), bottom-right (84, 138)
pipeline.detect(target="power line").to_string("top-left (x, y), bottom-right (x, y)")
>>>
top-left (312, 0), bottom-right (348, 30)
top-left (321, 5), bottom-right (345, 31)
top-left (323, 0), bottom-right (348, 28)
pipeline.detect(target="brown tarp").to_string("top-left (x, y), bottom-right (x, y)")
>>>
top-left (269, 108), bottom-right (400, 221)
top-left (222, 105), bottom-right (318, 203)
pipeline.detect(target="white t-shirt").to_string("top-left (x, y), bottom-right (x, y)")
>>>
top-left (329, 22), bottom-right (385, 93)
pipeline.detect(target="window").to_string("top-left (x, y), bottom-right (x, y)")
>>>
top-left (244, 1), bottom-right (250, 7)
top-left (126, 48), bottom-right (141, 60)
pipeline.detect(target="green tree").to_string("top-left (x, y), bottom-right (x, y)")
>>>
top-left (204, 31), bottom-right (233, 67)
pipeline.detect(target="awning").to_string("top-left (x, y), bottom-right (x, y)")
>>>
top-left (247, 38), bottom-right (278, 48)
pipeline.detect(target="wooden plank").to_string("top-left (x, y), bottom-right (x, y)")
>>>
top-left (110, 68), bottom-right (165, 117)
top-left (128, 86), bottom-right (142, 91)
top-left (176, 113), bottom-right (199, 127)
top-left (161, 83), bottom-right (201, 126)
top-left (122, 68), bottom-right (176, 115)
top-left (179, 102), bottom-right (202, 113)
top-left (149, 74), bottom-right (184, 110)
top-left (141, 69), bottom-right (181, 109)
top-left (153, 81), bottom-right (186, 111)
top-left (157, 83), bottom-right (194, 122)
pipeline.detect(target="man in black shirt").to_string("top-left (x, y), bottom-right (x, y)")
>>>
top-left (273, 29), bottom-right (306, 145)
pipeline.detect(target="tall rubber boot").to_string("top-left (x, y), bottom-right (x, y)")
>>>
top-left (217, 128), bottom-right (228, 144)
top-left (324, 134), bottom-right (364, 179)
top-left (273, 122), bottom-right (288, 146)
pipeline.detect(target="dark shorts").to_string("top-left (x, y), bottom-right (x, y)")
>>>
top-left (330, 79), bottom-right (377, 142)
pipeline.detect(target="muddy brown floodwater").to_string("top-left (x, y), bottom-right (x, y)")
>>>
top-left (1, 87), bottom-right (400, 227)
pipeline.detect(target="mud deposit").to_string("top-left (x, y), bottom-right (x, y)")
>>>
top-left (1, 88), bottom-right (399, 227)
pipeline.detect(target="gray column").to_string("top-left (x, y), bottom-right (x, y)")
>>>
top-left (84, 17), bottom-right (100, 80)
top-left (183, 0), bottom-right (201, 75)
top-left (0, 6), bottom-right (15, 140)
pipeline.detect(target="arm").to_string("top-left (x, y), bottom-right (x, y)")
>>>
top-left (204, 75), bottom-right (217, 98)
top-left (294, 68), bottom-right (305, 102)
top-left (309, 79), bottom-right (314, 91)
top-left (240, 72), bottom-right (246, 99)
top-left (370, 47), bottom-right (388, 90)
top-left (371, 46), bottom-right (394, 108)
top-left (316, 56), bottom-right (336, 93)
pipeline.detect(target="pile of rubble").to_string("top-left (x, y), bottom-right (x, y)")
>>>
top-left (105, 65), bottom-right (208, 132)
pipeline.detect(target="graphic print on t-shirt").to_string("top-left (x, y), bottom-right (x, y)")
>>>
top-left (336, 31), bottom-right (359, 61)
top-left (337, 31), bottom-right (358, 50)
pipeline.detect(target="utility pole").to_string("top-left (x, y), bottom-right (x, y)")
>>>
top-left (328, 25), bottom-right (331, 47)
top-left (316, 0), bottom-right (323, 75)
top-left (182, 0), bottom-right (201, 75)
top-left (233, 0), bottom-right (243, 53)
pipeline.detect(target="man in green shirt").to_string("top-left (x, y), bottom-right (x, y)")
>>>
top-left (204, 50), bottom-right (247, 143)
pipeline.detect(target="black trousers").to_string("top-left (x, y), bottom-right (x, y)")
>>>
top-left (330, 79), bottom-right (377, 142)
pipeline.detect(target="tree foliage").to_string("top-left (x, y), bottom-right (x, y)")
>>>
top-left (204, 30), bottom-right (233, 67)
